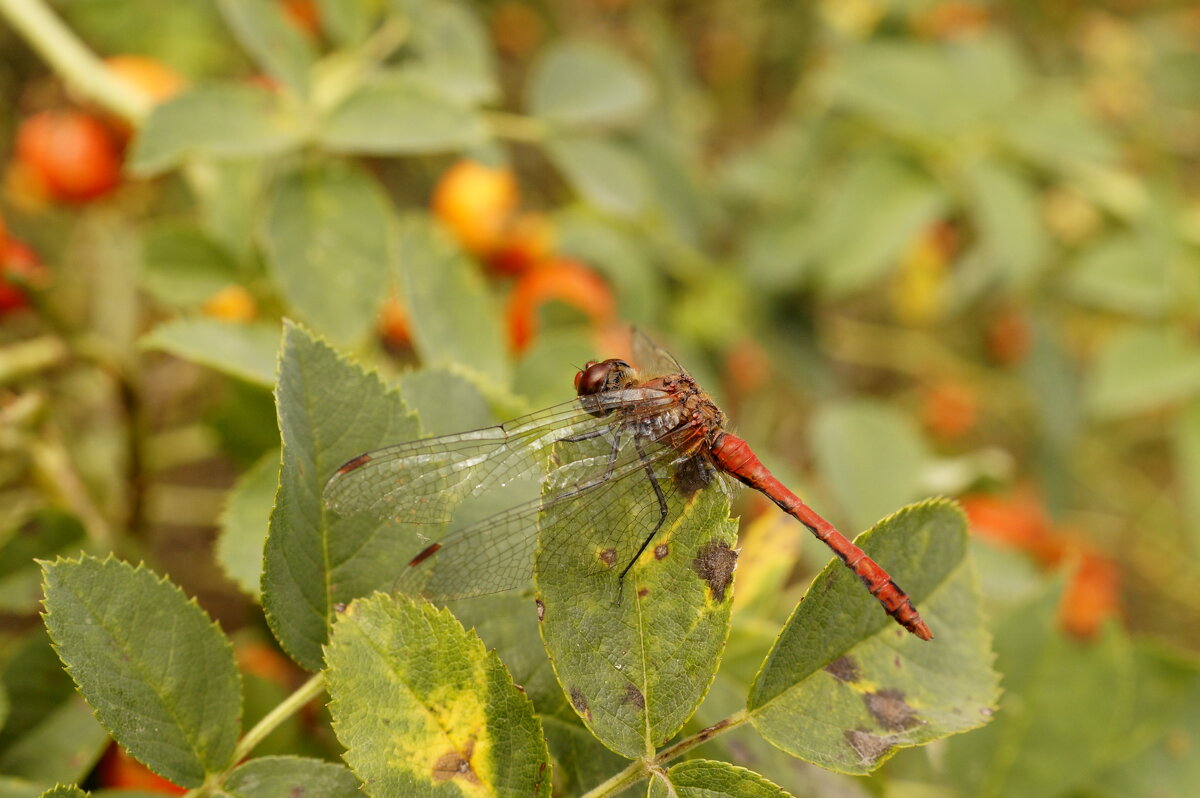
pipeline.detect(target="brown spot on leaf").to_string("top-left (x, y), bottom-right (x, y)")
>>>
top-left (824, 656), bottom-right (861, 683)
top-left (432, 739), bottom-right (481, 784)
top-left (570, 687), bottom-right (592, 721)
top-left (599, 547), bottom-right (618, 567)
top-left (673, 455), bottom-right (715, 496)
top-left (654, 543), bottom-right (669, 560)
top-left (844, 729), bottom-right (894, 765)
top-left (692, 540), bottom-right (738, 601)
top-left (623, 684), bottom-right (645, 709)
top-left (535, 598), bottom-right (545, 621)
top-left (894, 655), bottom-right (902, 669)
top-left (864, 689), bottom-right (923, 731)
top-left (637, 587), bottom-right (649, 598)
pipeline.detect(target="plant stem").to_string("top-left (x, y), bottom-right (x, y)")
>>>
top-left (230, 672), bottom-right (326, 764)
top-left (579, 711), bottom-right (749, 798)
top-left (0, 0), bottom-right (150, 122)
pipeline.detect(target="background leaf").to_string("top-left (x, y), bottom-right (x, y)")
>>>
top-left (0, 511), bottom-right (87, 613)
top-left (319, 74), bottom-right (489, 155)
top-left (41, 556), bottom-right (241, 787)
top-left (128, 86), bottom-right (302, 176)
top-left (648, 760), bottom-right (794, 798)
top-left (262, 163), bottom-right (396, 347)
top-left (807, 155), bottom-right (949, 297)
top-left (398, 217), bottom-right (511, 391)
top-left (324, 594), bottom-right (550, 797)
top-left (141, 319), bottom-right (280, 387)
top-left (528, 40), bottom-right (653, 128)
top-left (545, 136), bottom-right (651, 218)
top-left (405, 0), bottom-right (498, 105)
top-left (942, 582), bottom-right (1132, 798)
top-left (810, 400), bottom-right (931, 534)
top-left (747, 500), bottom-right (999, 774)
top-left (1086, 325), bottom-right (1200, 418)
top-left (261, 323), bottom-right (419, 670)
top-left (0, 631), bottom-right (107, 794)
top-left (216, 449), bottom-right (280, 599)
top-left (216, 0), bottom-right (315, 96)
top-left (222, 756), bottom-right (360, 798)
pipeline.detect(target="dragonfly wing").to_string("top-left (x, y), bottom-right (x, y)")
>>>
top-left (323, 387), bottom-right (675, 524)
top-left (631, 327), bottom-right (685, 378)
top-left (392, 423), bottom-right (707, 602)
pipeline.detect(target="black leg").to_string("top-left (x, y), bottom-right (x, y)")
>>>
top-left (616, 441), bottom-right (670, 595)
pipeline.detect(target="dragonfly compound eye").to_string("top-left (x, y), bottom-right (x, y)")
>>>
top-left (575, 361), bottom-right (612, 397)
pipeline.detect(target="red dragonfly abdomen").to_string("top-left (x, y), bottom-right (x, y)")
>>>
top-left (710, 433), bottom-right (933, 640)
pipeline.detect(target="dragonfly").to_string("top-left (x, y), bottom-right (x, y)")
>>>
top-left (324, 332), bottom-right (932, 640)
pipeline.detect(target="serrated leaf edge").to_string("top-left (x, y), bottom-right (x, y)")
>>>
top-left (323, 592), bottom-right (551, 795)
top-left (38, 553), bottom-right (243, 788)
top-left (260, 319), bottom-right (418, 670)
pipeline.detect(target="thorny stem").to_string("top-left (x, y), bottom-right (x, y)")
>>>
top-left (0, 0), bottom-right (151, 122)
top-left (580, 710), bottom-right (751, 798)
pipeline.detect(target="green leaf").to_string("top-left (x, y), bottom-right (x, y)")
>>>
top-left (128, 85), bottom-right (303, 176)
top-left (540, 717), bottom-right (629, 796)
top-left (262, 163), bottom-right (395, 346)
top-left (315, 0), bottom-right (376, 47)
top-left (262, 323), bottom-right (419, 670)
top-left (222, 756), bottom-right (361, 797)
top-left (1088, 649), bottom-right (1200, 798)
top-left (396, 367), bottom-right (493, 437)
top-left (648, 760), bottom-right (793, 798)
top-left (0, 630), bottom-right (107, 793)
top-left (1086, 325), bottom-right (1200, 418)
top-left (545, 136), bottom-right (651, 218)
top-left (41, 555), bottom-right (241, 787)
top-left (553, 208), bottom-right (664, 323)
top-left (825, 37), bottom-right (1026, 140)
top-left (808, 155), bottom-right (949, 297)
top-left (747, 500), bottom-right (999, 774)
top-left (140, 223), bottom-right (243, 309)
top-left (406, 1), bottom-right (498, 105)
top-left (324, 593), bottom-right (551, 797)
top-left (216, 0), bottom-right (316, 96)
top-left (1000, 91), bottom-right (1118, 174)
top-left (399, 217), bottom-right (511, 390)
top-left (141, 318), bottom-right (281, 387)
top-left (528, 40), bottom-right (653, 128)
top-left (810, 400), bottom-right (931, 534)
top-left (942, 582), bottom-right (1132, 798)
top-left (216, 449), bottom-right (280, 599)
top-left (191, 158), bottom-right (267, 260)
top-left (963, 159), bottom-right (1050, 289)
top-left (1066, 232), bottom-right (1173, 316)
top-left (0, 511), bottom-right (86, 613)
top-left (319, 73), bottom-right (489, 154)
top-left (536, 467), bottom-right (739, 758)
top-left (36, 787), bottom-right (87, 798)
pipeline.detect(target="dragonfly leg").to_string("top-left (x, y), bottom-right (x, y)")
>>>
top-left (615, 440), bottom-right (670, 599)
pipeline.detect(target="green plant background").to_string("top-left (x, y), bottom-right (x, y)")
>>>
top-left (1, 1), bottom-right (1198, 797)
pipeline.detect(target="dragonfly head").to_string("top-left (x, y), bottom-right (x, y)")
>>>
top-left (575, 359), bottom-right (636, 397)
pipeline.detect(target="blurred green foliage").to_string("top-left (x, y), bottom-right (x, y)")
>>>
top-left (1, 0), bottom-right (1199, 796)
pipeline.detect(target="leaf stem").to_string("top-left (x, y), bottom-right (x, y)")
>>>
top-left (579, 710), bottom-right (750, 798)
top-left (230, 671), bottom-right (326, 764)
top-left (0, 0), bottom-right (150, 122)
